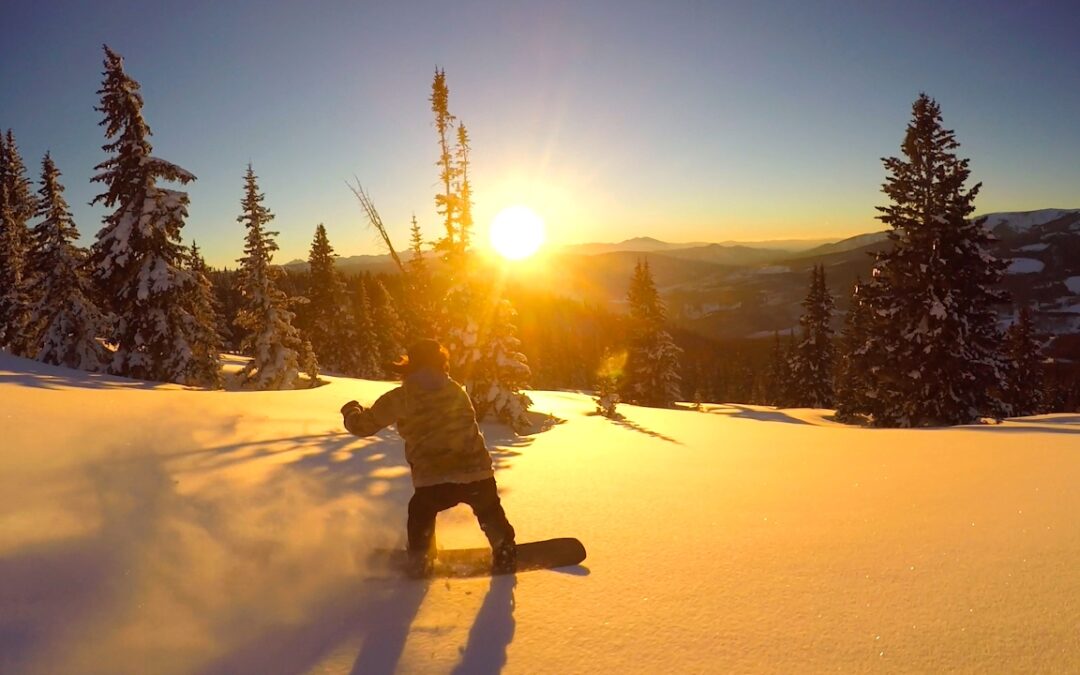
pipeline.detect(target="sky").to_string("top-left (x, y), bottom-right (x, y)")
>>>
top-left (2, 0), bottom-right (1079, 267)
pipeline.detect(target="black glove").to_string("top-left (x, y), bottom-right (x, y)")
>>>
top-left (340, 400), bottom-right (363, 418)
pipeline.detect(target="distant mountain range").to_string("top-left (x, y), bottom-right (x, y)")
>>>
top-left (556, 235), bottom-right (837, 257)
top-left (282, 209), bottom-right (1080, 344)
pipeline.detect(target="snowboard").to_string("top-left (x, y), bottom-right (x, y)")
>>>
top-left (372, 537), bottom-right (586, 579)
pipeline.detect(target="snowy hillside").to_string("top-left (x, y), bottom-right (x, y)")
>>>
top-left (982, 208), bottom-right (1080, 234)
top-left (2, 353), bottom-right (1079, 674)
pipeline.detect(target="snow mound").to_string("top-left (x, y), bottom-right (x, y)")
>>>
top-left (1006, 258), bottom-right (1045, 274)
top-left (1019, 243), bottom-right (1050, 252)
top-left (1066, 276), bottom-right (1080, 294)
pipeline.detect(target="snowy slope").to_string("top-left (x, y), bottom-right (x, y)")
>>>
top-left (2, 353), bottom-right (1079, 674)
top-left (982, 208), bottom-right (1080, 233)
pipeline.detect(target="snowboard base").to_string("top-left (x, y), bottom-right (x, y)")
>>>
top-left (371, 537), bottom-right (586, 578)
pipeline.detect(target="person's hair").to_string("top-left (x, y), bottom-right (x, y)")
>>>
top-left (388, 338), bottom-right (449, 376)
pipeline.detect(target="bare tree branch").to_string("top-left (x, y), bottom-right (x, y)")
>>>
top-left (347, 177), bottom-right (406, 275)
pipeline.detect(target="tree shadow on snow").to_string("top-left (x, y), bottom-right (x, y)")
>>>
top-left (588, 411), bottom-right (683, 444)
top-left (480, 422), bottom-right (539, 472)
top-left (0, 356), bottom-right (176, 391)
top-left (944, 418), bottom-right (1080, 436)
top-left (703, 404), bottom-right (812, 425)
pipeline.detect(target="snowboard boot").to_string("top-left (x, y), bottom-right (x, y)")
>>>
top-left (405, 549), bottom-right (435, 579)
top-left (492, 540), bottom-right (517, 575)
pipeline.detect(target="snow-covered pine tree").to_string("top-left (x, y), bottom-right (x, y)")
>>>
top-left (352, 280), bottom-right (382, 378)
top-left (470, 299), bottom-right (533, 430)
top-left (304, 223), bottom-right (362, 375)
top-left (787, 264), bottom-right (835, 407)
top-left (370, 278), bottom-right (405, 373)
top-left (862, 93), bottom-right (1008, 426)
top-left (1001, 305), bottom-right (1044, 417)
top-left (182, 241), bottom-right (224, 388)
top-left (595, 378), bottom-right (621, 418)
top-left (24, 153), bottom-right (108, 370)
top-left (621, 259), bottom-right (682, 407)
top-left (833, 277), bottom-right (875, 423)
top-left (234, 164), bottom-right (318, 389)
top-left (0, 130), bottom-right (37, 354)
top-left (87, 46), bottom-right (211, 383)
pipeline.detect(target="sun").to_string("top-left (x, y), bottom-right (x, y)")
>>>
top-left (489, 205), bottom-right (546, 260)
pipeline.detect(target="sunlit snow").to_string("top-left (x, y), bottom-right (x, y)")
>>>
top-left (1, 352), bottom-right (1078, 673)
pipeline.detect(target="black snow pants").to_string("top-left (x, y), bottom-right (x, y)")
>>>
top-left (407, 477), bottom-right (515, 555)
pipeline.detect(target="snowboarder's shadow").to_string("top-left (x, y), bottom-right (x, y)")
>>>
top-left (347, 580), bottom-right (430, 675)
top-left (450, 575), bottom-right (517, 675)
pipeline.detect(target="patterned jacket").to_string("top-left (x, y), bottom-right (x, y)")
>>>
top-left (343, 369), bottom-right (494, 488)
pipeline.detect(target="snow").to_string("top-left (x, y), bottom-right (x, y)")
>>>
top-left (1005, 258), bottom-right (1045, 274)
top-left (1066, 276), bottom-right (1080, 294)
top-left (1019, 243), bottom-right (1050, 252)
top-left (981, 208), bottom-right (1078, 232)
top-left (2, 352), bottom-right (1079, 673)
top-left (929, 300), bottom-right (947, 319)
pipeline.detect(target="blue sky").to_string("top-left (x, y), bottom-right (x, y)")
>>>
top-left (2, 0), bottom-right (1078, 266)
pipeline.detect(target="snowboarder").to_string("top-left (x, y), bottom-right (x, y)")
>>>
top-left (340, 338), bottom-right (517, 577)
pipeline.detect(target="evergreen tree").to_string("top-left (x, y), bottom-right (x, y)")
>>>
top-left (594, 350), bottom-right (624, 418)
top-left (859, 94), bottom-right (1008, 426)
top-left (1002, 305), bottom-right (1044, 417)
top-left (788, 265), bottom-right (835, 407)
top-left (208, 266), bottom-right (244, 352)
top-left (425, 68), bottom-right (533, 426)
top-left (621, 259), bottom-right (682, 407)
top-left (305, 223), bottom-right (362, 374)
top-left (182, 241), bottom-right (224, 388)
top-left (431, 68), bottom-right (460, 266)
top-left (370, 278), bottom-right (405, 373)
top-left (765, 331), bottom-right (791, 406)
top-left (833, 277), bottom-right (875, 423)
top-left (0, 130), bottom-right (36, 353)
top-left (470, 299), bottom-right (533, 430)
top-left (234, 164), bottom-right (317, 389)
top-left (429, 68), bottom-right (476, 373)
top-left (405, 213), bottom-right (434, 338)
top-left (352, 281), bottom-right (382, 378)
top-left (24, 153), bottom-right (108, 370)
top-left (87, 46), bottom-right (210, 383)
top-left (454, 123), bottom-right (474, 252)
